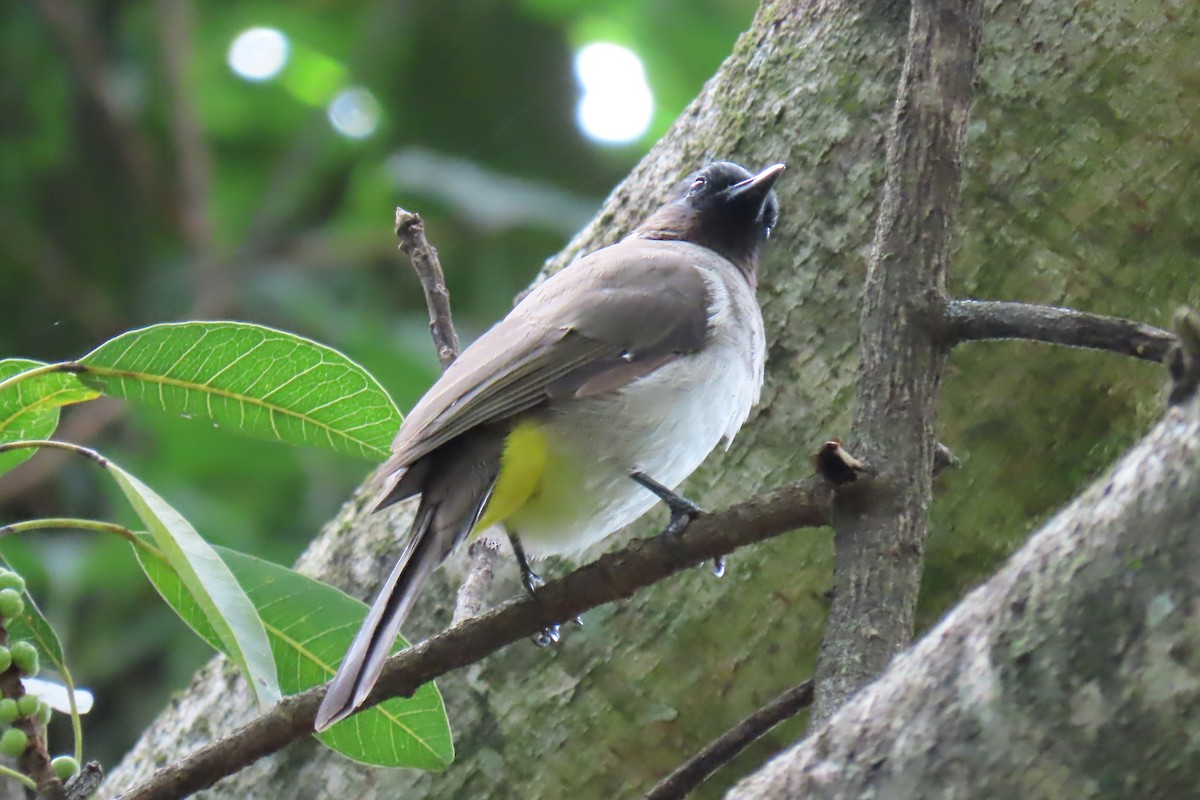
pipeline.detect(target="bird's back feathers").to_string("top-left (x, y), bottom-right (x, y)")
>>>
top-left (377, 239), bottom-right (721, 494)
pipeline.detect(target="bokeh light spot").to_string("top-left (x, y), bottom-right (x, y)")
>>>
top-left (573, 42), bottom-right (654, 145)
top-left (228, 28), bottom-right (289, 82)
top-left (327, 87), bottom-right (381, 139)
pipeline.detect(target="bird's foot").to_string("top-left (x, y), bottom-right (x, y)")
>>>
top-left (521, 565), bottom-right (545, 597)
top-left (630, 471), bottom-right (704, 538)
top-left (532, 623), bottom-right (561, 647)
top-left (521, 570), bottom-right (577, 644)
top-left (508, 532), bottom-right (579, 646)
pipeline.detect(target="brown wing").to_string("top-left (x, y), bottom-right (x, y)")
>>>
top-left (381, 239), bottom-right (721, 476)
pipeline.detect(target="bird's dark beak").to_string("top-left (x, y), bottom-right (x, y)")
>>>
top-left (727, 163), bottom-right (786, 206)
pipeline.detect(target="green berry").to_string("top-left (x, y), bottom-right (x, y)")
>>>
top-left (16, 694), bottom-right (38, 718)
top-left (0, 646), bottom-right (11, 673)
top-left (9, 642), bottom-right (37, 676)
top-left (0, 698), bottom-right (17, 724)
top-left (36, 701), bottom-right (51, 726)
top-left (0, 728), bottom-right (27, 758)
top-left (51, 755), bottom-right (79, 782)
top-left (0, 589), bottom-right (23, 620)
top-left (0, 572), bottom-right (24, 594)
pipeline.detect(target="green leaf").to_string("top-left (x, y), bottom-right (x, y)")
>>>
top-left (0, 360), bottom-right (98, 476)
top-left (108, 465), bottom-right (281, 709)
top-left (76, 322), bottom-right (402, 460)
top-left (135, 545), bottom-right (452, 769)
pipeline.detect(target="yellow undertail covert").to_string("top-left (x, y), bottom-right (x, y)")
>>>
top-left (472, 420), bottom-right (548, 534)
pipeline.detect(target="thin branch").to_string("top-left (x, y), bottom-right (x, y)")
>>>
top-left (814, 0), bottom-right (983, 724)
top-left (945, 300), bottom-right (1175, 364)
top-left (0, 518), bottom-right (163, 562)
top-left (391, 209), bottom-right (497, 626)
top-left (114, 478), bottom-right (831, 800)
top-left (452, 540), bottom-right (500, 626)
top-left (644, 680), bottom-right (814, 800)
top-left (394, 209), bottom-right (460, 370)
top-left (0, 399), bottom-right (125, 505)
top-left (0, 440), bottom-right (109, 467)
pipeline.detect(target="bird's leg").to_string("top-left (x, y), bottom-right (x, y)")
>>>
top-left (631, 471), bottom-right (725, 576)
top-left (507, 533), bottom-right (580, 647)
top-left (630, 471), bottom-right (704, 537)
top-left (508, 532), bottom-right (543, 597)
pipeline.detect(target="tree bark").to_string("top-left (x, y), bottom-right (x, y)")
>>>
top-left (729, 382), bottom-right (1200, 799)
top-left (813, 0), bottom-right (982, 722)
top-left (102, 0), bottom-right (1200, 796)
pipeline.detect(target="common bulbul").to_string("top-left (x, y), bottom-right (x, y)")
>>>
top-left (314, 161), bottom-right (784, 731)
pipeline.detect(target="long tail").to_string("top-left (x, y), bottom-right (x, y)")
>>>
top-left (314, 434), bottom-right (502, 731)
top-left (313, 502), bottom-right (442, 731)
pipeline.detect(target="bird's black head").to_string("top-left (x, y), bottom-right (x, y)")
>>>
top-left (635, 161), bottom-right (785, 277)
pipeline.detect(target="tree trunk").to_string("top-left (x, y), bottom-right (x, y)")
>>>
top-left (729, 378), bottom-right (1200, 799)
top-left (103, 0), bottom-right (1200, 796)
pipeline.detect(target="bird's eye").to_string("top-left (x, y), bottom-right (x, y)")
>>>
top-left (688, 175), bottom-right (708, 195)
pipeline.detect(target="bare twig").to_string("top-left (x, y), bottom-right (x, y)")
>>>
top-left (945, 300), bottom-right (1175, 364)
top-left (391, 209), bottom-right (499, 626)
top-left (114, 479), bottom-right (831, 800)
top-left (452, 540), bottom-right (500, 625)
top-left (644, 681), bottom-right (814, 800)
top-left (814, 0), bottom-right (983, 724)
top-left (395, 209), bottom-right (461, 369)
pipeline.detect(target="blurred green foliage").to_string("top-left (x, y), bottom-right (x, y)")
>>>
top-left (0, 0), bottom-right (758, 765)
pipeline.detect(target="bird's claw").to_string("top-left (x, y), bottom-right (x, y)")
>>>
top-left (530, 613), bottom-right (579, 646)
top-left (521, 569), bottom-right (545, 597)
top-left (630, 470), bottom-right (704, 538)
top-left (516, 556), bottom-right (575, 646)
top-left (663, 503), bottom-right (702, 538)
top-left (533, 623), bottom-right (562, 647)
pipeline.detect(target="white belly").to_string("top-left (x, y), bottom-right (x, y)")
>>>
top-left (508, 309), bottom-right (764, 556)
